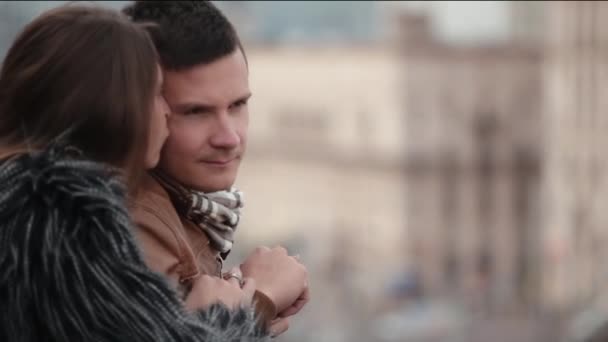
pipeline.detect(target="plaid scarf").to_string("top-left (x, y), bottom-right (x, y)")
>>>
top-left (152, 171), bottom-right (244, 256)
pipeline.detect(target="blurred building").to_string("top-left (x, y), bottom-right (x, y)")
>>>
top-left (398, 12), bottom-right (544, 313)
top-left (235, 44), bottom-right (407, 300)
top-left (214, 3), bottom-right (411, 323)
top-left (399, 1), bottom-right (608, 321)
top-left (541, 0), bottom-right (608, 315)
top-left (227, 44), bottom-right (408, 341)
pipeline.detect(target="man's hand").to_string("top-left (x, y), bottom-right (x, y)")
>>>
top-left (269, 317), bottom-right (290, 337)
top-left (240, 246), bottom-right (309, 314)
top-left (184, 273), bottom-right (255, 312)
top-left (277, 285), bottom-right (309, 318)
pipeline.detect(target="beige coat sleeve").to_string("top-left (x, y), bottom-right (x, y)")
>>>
top-left (131, 203), bottom-right (200, 297)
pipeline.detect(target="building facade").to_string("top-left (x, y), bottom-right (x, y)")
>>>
top-left (398, 12), bottom-right (544, 313)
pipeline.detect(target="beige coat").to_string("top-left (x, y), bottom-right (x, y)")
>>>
top-left (129, 173), bottom-right (276, 325)
top-left (130, 173), bottom-right (223, 296)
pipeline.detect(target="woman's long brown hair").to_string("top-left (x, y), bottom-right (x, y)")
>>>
top-left (0, 5), bottom-right (159, 191)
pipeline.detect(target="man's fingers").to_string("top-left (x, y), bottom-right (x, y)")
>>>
top-left (269, 317), bottom-right (290, 337)
top-left (223, 267), bottom-right (244, 288)
top-left (273, 246), bottom-right (288, 256)
top-left (278, 287), bottom-right (310, 317)
top-left (225, 276), bottom-right (241, 288)
top-left (255, 246), bottom-right (271, 253)
top-left (278, 301), bottom-right (304, 317)
top-left (241, 278), bottom-right (256, 304)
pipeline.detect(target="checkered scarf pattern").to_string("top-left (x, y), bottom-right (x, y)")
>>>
top-left (152, 171), bottom-right (244, 255)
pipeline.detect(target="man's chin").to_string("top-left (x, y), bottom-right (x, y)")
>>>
top-left (189, 178), bottom-right (236, 193)
top-left (161, 163), bottom-right (238, 192)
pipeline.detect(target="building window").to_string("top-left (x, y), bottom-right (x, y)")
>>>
top-left (274, 106), bottom-right (329, 144)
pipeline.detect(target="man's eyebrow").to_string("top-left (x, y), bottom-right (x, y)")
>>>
top-left (172, 102), bottom-right (215, 112)
top-left (171, 93), bottom-right (252, 112)
top-left (233, 93), bottom-right (252, 103)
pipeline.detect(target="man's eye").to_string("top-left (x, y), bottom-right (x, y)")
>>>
top-left (184, 107), bottom-right (206, 115)
top-left (231, 99), bottom-right (248, 109)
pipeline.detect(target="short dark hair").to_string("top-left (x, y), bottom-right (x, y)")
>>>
top-left (0, 5), bottom-right (159, 190)
top-left (123, 1), bottom-right (245, 70)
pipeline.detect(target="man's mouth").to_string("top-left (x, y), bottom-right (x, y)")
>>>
top-left (199, 157), bottom-right (238, 166)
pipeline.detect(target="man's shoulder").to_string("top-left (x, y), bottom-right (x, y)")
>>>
top-left (131, 173), bottom-right (182, 230)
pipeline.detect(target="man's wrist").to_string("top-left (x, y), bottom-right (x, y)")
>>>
top-left (253, 290), bottom-right (277, 328)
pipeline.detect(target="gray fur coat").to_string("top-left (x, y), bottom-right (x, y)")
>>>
top-left (0, 145), bottom-right (269, 342)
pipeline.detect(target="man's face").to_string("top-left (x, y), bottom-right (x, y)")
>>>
top-left (159, 49), bottom-right (250, 192)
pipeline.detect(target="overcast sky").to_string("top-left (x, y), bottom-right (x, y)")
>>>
top-left (387, 1), bottom-right (510, 43)
top-left (4, 1), bottom-right (511, 44)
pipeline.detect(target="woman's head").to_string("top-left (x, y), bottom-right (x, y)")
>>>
top-left (0, 5), bottom-right (169, 185)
